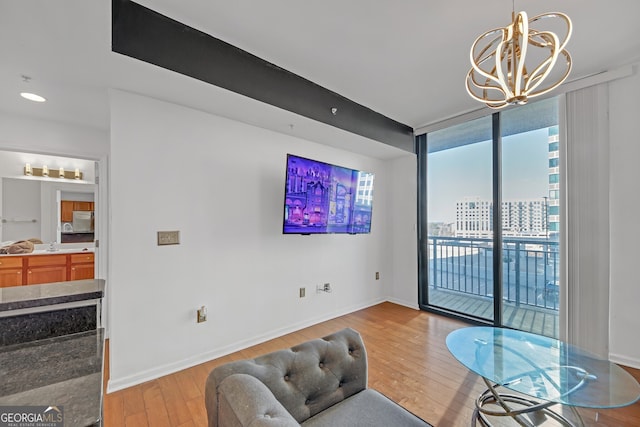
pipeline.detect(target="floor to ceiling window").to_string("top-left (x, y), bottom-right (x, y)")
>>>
top-left (417, 97), bottom-right (561, 338)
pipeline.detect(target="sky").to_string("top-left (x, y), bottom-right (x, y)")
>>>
top-left (427, 128), bottom-right (550, 223)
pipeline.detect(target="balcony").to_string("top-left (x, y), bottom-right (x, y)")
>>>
top-left (427, 236), bottom-right (559, 338)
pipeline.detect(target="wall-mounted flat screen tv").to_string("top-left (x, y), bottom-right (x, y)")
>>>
top-left (282, 154), bottom-right (374, 235)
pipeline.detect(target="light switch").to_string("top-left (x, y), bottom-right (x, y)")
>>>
top-left (157, 230), bottom-right (180, 245)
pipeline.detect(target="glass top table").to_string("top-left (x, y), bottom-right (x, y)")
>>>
top-left (446, 327), bottom-right (640, 426)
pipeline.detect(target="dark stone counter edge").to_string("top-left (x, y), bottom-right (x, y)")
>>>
top-left (0, 290), bottom-right (104, 312)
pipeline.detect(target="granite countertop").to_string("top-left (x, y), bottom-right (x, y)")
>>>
top-left (0, 279), bottom-right (104, 312)
top-left (0, 328), bottom-right (104, 427)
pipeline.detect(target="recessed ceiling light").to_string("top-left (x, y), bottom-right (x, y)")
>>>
top-left (20, 92), bottom-right (46, 103)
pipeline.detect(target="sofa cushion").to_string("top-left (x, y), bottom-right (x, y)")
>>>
top-left (218, 374), bottom-right (299, 427)
top-left (301, 389), bottom-right (431, 427)
top-left (206, 328), bottom-right (367, 425)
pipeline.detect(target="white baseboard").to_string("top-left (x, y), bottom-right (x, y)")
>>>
top-left (107, 296), bottom-right (387, 393)
top-left (609, 352), bottom-right (640, 370)
top-left (385, 297), bottom-right (419, 310)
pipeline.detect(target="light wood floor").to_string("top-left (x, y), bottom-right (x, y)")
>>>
top-left (103, 302), bottom-right (640, 426)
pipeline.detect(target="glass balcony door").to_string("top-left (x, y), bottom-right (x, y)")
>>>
top-left (418, 98), bottom-right (561, 338)
top-left (421, 115), bottom-right (495, 322)
top-left (500, 104), bottom-right (560, 337)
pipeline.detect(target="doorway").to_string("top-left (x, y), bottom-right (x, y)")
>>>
top-left (0, 150), bottom-right (98, 286)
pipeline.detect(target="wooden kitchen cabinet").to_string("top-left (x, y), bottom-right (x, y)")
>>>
top-left (70, 253), bottom-right (95, 281)
top-left (73, 201), bottom-right (94, 211)
top-left (61, 200), bottom-right (75, 222)
top-left (26, 254), bottom-right (67, 285)
top-left (0, 257), bottom-right (23, 287)
top-left (61, 200), bottom-right (94, 222)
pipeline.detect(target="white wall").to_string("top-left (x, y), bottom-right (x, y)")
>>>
top-left (1, 178), bottom-right (40, 241)
top-left (107, 90), bottom-right (393, 390)
top-left (608, 64), bottom-right (640, 368)
top-left (0, 111), bottom-right (108, 160)
top-left (386, 155), bottom-right (419, 308)
top-left (61, 191), bottom-right (95, 202)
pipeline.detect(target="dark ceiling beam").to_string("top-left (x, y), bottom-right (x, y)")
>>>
top-left (112, 0), bottom-right (414, 152)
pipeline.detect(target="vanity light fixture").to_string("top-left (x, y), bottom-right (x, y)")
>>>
top-left (23, 163), bottom-right (83, 180)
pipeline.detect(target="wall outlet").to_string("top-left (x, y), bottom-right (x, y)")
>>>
top-left (375, 272), bottom-right (380, 280)
top-left (299, 287), bottom-right (306, 298)
top-left (158, 230), bottom-right (180, 245)
top-left (197, 305), bottom-right (207, 323)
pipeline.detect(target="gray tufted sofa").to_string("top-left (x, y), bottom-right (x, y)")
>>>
top-left (205, 328), bottom-right (431, 427)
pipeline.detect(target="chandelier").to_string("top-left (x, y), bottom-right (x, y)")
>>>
top-left (465, 10), bottom-right (572, 109)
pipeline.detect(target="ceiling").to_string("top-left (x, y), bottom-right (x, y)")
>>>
top-left (1, 1), bottom-right (639, 158)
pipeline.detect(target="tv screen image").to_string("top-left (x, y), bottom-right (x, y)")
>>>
top-left (283, 154), bottom-right (374, 234)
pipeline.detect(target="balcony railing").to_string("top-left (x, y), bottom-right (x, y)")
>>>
top-left (428, 236), bottom-right (559, 310)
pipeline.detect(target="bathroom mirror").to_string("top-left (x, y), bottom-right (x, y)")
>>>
top-left (0, 150), bottom-right (96, 245)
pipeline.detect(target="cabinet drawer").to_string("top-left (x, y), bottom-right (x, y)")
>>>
top-left (70, 253), bottom-right (94, 264)
top-left (27, 255), bottom-right (67, 267)
top-left (0, 257), bottom-right (23, 268)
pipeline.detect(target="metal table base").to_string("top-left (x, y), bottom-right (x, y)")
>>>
top-left (474, 377), bottom-right (584, 427)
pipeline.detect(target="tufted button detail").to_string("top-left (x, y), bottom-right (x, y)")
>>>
top-left (284, 374), bottom-right (290, 381)
top-left (264, 414), bottom-right (271, 419)
top-left (338, 381), bottom-right (344, 387)
top-left (305, 399), bottom-right (310, 405)
top-left (348, 348), bottom-right (353, 355)
top-left (319, 362), bottom-right (324, 368)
